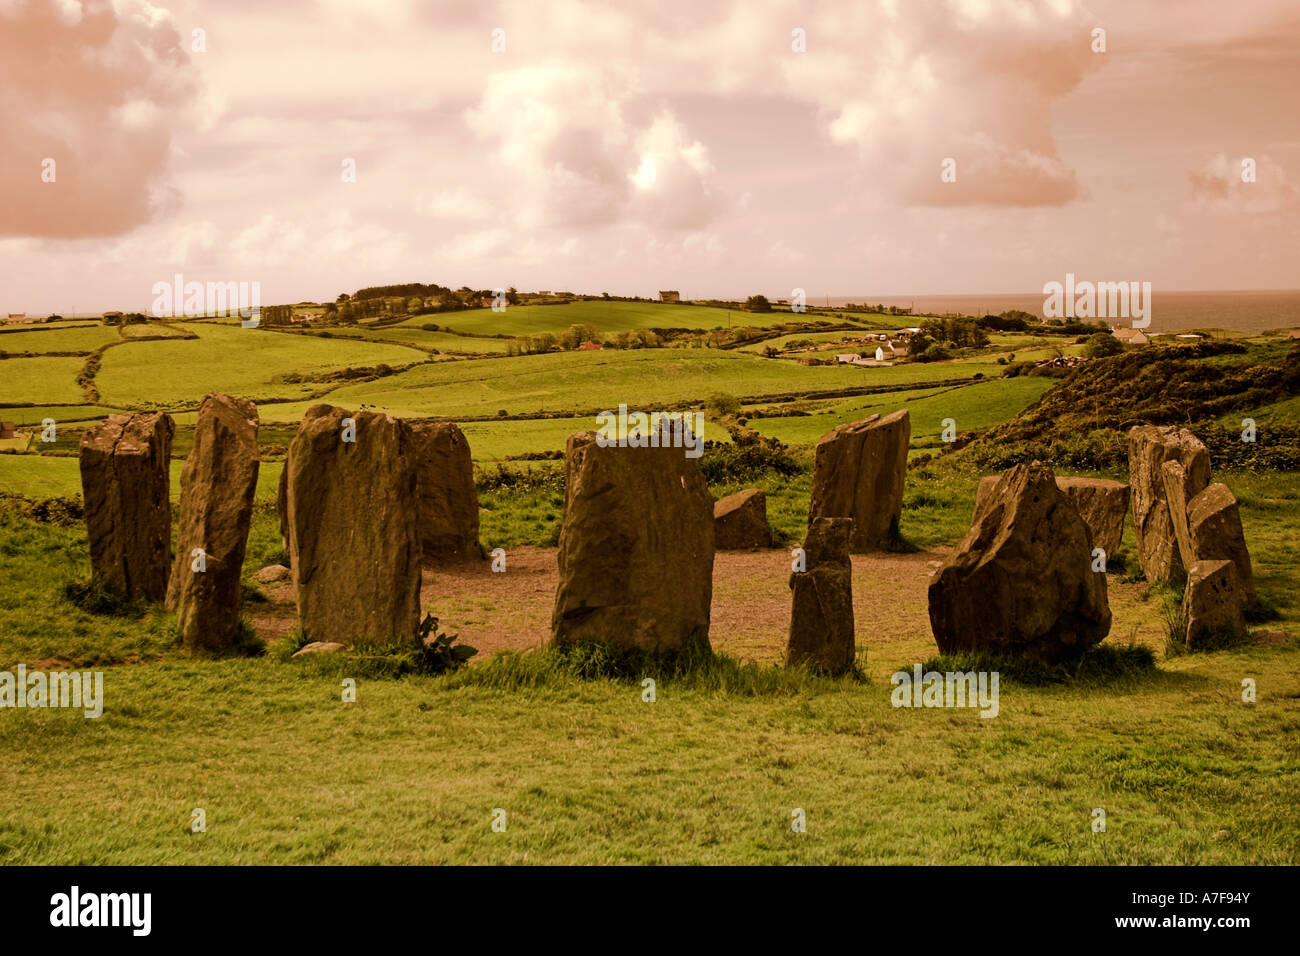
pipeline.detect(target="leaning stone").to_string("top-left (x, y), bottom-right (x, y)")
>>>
top-left (930, 462), bottom-right (1110, 663)
top-left (286, 405), bottom-right (421, 646)
top-left (276, 465), bottom-right (290, 555)
top-left (551, 432), bottom-right (714, 653)
top-left (78, 411), bottom-right (174, 600)
top-left (1128, 425), bottom-right (1210, 584)
top-left (1183, 560), bottom-right (1247, 648)
top-left (714, 489), bottom-right (771, 550)
top-left (808, 409), bottom-right (910, 551)
top-left (786, 517), bottom-right (855, 673)
top-left (1188, 483), bottom-right (1255, 604)
top-left (410, 421), bottom-right (481, 563)
top-left (166, 393), bottom-right (260, 652)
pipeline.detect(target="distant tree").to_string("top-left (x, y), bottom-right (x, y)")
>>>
top-left (1085, 332), bottom-right (1124, 358)
top-left (336, 293), bottom-right (350, 303)
top-left (705, 392), bottom-right (741, 416)
top-left (506, 286), bottom-right (520, 306)
top-left (46, 314), bottom-right (64, 322)
top-left (743, 294), bottom-right (772, 313)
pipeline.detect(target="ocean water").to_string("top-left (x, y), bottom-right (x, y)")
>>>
top-left (816, 290), bottom-right (1300, 334)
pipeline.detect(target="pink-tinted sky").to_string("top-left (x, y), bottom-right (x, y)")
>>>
top-left (2, 0), bottom-right (1298, 313)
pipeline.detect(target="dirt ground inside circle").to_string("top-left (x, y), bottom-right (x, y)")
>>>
top-left (250, 546), bottom-right (1166, 675)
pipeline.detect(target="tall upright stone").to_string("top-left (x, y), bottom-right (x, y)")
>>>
top-left (79, 412), bottom-right (174, 600)
top-left (411, 421), bottom-right (480, 563)
top-left (929, 462), bottom-right (1110, 663)
top-left (551, 432), bottom-right (714, 653)
top-left (286, 405), bottom-right (421, 646)
top-left (1188, 483), bottom-right (1255, 604)
top-left (786, 517), bottom-right (855, 673)
top-left (714, 488), bottom-right (771, 550)
top-left (276, 464), bottom-right (290, 555)
top-left (808, 409), bottom-right (910, 551)
top-left (1128, 425), bottom-right (1210, 583)
top-left (165, 393), bottom-right (260, 651)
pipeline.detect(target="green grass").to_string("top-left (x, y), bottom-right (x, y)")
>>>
top-left (0, 455), bottom-right (283, 504)
top-left (0, 405), bottom-right (123, 425)
top-left (750, 377), bottom-right (1054, 448)
top-left (0, 325), bottom-right (120, 353)
top-left (0, 640), bottom-right (1295, 863)
top-left (254, 349), bottom-right (990, 423)
top-left (94, 323), bottom-right (426, 407)
top-left (326, 327), bottom-right (511, 353)
top-left (0, 357), bottom-right (90, 404)
top-left (425, 300), bottom-right (748, 336)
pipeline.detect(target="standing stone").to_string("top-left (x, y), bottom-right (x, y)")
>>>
top-left (276, 464), bottom-right (290, 555)
top-left (975, 474), bottom-right (1129, 559)
top-left (786, 517), bottom-right (855, 673)
top-left (1128, 425), bottom-right (1210, 583)
top-left (1188, 483), bottom-right (1255, 604)
top-left (551, 432), bottom-right (714, 653)
top-left (411, 421), bottom-right (480, 563)
top-left (1183, 559), bottom-right (1247, 648)
top-left (930, 462), bottom-right (1110, 663)
top-left (287, 405), bottom-right (421, 646)
top-left (808, 409), bottom-right (910, 551)
top-left (79, 412), bottom-right (174, 600)
top-left (165, 393), bottom-right (260, 651)
top-left (714, 488), bottom-right (771, 550)
top-left (1161, 461), bottom-right (1196, 573)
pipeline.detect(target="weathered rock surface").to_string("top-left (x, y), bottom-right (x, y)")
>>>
top-left (1183, 559), bottom-right (1247, 648)
top-left (975, 474), bottom-right (1129, 559)
top-left (1128, 425), bottom-right (1210, 583)
top-left (255, 564), bottom-right (291, 584)
top-left (786, 517), bottom-right (855, 673)
top-left (930, 462), bottom-right (1111, 663)
top-left (1188, 483), bottom-right (1255, 604)
top-left (551, 432), bottom-right (714, 653)
top-left (79, 411), bottom-right (175, 600)
top-left (286, 405), bottom-right (421, 646)
top-left (714, 488), bottom-right (771, 550)
top-left (276, 465), bottom-right (290, 555)
top-left (1161, 461), bottom-right (1196, 573)
top-left (411, 421), bottom-right (480, 563)
top-left (165, 394), bottom-right (260, 651)
top-left (808, 409), bottom-right (910, 551)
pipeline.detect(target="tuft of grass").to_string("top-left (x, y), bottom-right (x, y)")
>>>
top-left (919, 643), bottom-right (1157, 686)
top-left (62, 577), bottom-right (146, 617)
top-left (442, 640), bottom-right (865, 696)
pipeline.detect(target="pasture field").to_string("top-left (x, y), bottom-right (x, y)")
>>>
top-left (323, 326), bottom-right (511, 354)
top-left (0, 357), bottom-right (91, 404)
top-left (254, 349), bottom-right (997, 424)
top-left (93, 324), bottom-right (425, 407)
top-left (0, 325), bottom-right (120, 353)
top-left (427, 300), bottom-right (747, 336)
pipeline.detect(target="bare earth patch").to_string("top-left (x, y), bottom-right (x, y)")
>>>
top-left (250, 547), bottom-right (1170, 676)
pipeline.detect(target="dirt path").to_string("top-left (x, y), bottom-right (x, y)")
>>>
top-left (249, 547), bottom-right (1172, 670)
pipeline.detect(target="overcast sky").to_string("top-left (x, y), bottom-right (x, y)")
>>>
top-left (2, 0), bottom-right (1298, 312)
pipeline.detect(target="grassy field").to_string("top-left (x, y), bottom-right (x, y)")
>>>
top-left (94, 324), bottom-right (425, 407)
top-left (428, 300), bottom-right (746, 336)
top-left (0, 357), bottom-right (91, 404)
top-left (0, 325), bottom-right (120, 353)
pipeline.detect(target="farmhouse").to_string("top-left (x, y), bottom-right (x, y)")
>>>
top-left (1111, 327), bottom-right (1149, 346)
top-left (0, 421), bottom-right (17, 439)
top-left (658, 290), bottom-right (681, 303)
top-left (579, 340), bottom-right (603, 351)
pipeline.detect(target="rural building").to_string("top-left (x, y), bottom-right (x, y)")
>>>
top-left (1111, 327), bottom-right (1149, 345)
top-left (579, 340), bottom-right (603, 351)
top-left (1288, 330), bottom-right (1300, 340)
top-left (658, 290), bottom-right (681, 303)
top-left (0, 421), bottom-right (17, 439)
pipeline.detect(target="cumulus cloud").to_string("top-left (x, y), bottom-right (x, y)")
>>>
top-left (465, 63), bottom-right (722, 230)
top-left (781, 0), bottom-right (1101, 206)
top-left (1187, 154), bottom-right (1300, 214)
top-left (0, 0), bottom-right (197, 238)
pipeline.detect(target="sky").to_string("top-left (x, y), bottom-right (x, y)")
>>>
top-left (2, 0), bottom-right (1298, 313)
